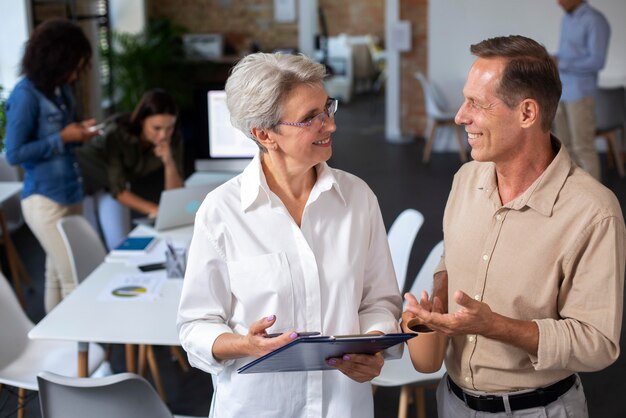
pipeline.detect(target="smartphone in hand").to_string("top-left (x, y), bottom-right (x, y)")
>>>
top-left (88, 122), bottom-right (106, 133)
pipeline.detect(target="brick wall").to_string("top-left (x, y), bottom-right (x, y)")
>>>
top-left (401, 0), bottom-right (427, 138)
top-left (146, 0), bottom-right (298, 53)
top-left (147, 0), bottom-right (427, 138)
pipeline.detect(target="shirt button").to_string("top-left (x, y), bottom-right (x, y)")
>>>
top-left (474, 294), bottom-right (481, 300)
top-left (468, 335), bottom-right (475, 343)
top-left (482, 254), bottom-right (489, 261)
top-left (464, 376), bottom-right (471, 383)
top-left (496, 214), bottom-right (502, 221)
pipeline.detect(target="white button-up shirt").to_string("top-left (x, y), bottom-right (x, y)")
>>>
top-left (177, 154), bottom-right (401, 418)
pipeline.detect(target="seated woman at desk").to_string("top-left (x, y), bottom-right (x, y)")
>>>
top-left (177, 52), bottom-right (401, 418)
top-left (77, 89), bottom-right (184, 248)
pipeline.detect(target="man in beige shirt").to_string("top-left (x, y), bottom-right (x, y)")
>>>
top-left (403, 35), bottom-right (625, 417)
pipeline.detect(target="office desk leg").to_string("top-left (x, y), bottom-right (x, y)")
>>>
top-left (78, 342), bottom-right (89, 377)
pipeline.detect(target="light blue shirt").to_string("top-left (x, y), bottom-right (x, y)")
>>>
top-left (556, 2), bottom-right (610, 102)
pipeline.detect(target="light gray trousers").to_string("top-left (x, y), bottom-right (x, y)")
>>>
top-left (436, 374), bottom-right (588, 418)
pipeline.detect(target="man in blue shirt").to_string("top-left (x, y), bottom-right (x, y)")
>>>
top-left (554, 0), bottom-right (610, 181)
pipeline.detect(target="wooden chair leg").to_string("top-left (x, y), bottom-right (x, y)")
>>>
top-left (125, 344), bottom-right (136, 373)
top-left (17, 387), bottom-right (26, 418)
top-left (414, 387), bottom-right (426, 418)
top-left (607, 132), bottom-right (625, 177)
top-left (0, 211), bottom-right (26, 309)
top-left (170, 346), bottom-right (189, 371)
top-left (454, 125), bottom-right (468, 162)
top-left (146, 345), bottom-right (167, 401)
top-left (423, 122), bottom-right (439, 163)
top-left (398, 385), bottom-right (411, 418)
top-left (138, 344), bottom-right (147, 376)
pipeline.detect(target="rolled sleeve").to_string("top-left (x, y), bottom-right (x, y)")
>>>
top-left (532, 216), bottom-right (624, 372)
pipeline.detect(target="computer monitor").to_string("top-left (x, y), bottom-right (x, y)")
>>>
top-left (207, 90), bottom-right (257, 158)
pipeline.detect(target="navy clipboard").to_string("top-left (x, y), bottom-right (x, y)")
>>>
top-left (237, 333), bottom-right (416, 374)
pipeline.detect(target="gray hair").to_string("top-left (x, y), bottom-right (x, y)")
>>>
top-left (225, 52), bottom-right (327, 152)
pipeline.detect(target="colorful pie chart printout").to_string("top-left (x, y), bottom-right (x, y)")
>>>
top-left (98, 272), bottom-right (166, 302)
top-left (112, 285), bottom-right (148, 297)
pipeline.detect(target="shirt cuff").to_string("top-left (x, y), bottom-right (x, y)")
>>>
top-left (360, 314), bottom-right (401, 335)
top-left (179, 322), bottom-right (235, 375)
top-left (531, 318), bottom-right (565, 370)
top-left (48, 132), bottom-right (64, 154)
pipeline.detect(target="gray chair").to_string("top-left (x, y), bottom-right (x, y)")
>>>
top-left (38, 371), bottom-right (202, 418)
top-left (415, 72), bottom-right (467, 163)
top-left (0, 274), bottom-right (105, 418)
top-left (595, 86), bottom-right (626, 178)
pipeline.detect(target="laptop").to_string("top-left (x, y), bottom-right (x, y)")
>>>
top-left (135, 183), bottom-right (221, 231)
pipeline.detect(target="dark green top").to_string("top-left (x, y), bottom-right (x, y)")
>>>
top-left (77, 115), bottom-right (184, 197)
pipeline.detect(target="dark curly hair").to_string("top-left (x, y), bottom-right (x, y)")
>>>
top-left (21, 19), bottom-right (92, 98)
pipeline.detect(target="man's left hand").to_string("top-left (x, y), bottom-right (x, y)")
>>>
top-left (405, 290), bottom-right (495, 337)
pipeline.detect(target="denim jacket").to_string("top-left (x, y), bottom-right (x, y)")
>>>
top-left (5, 77), bottom-right (83, 205)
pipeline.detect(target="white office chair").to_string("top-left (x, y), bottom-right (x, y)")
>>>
top-left (387, 209), bottom-right (425, 293)
top-left (57, 215), bottom-right (108, 285)
top-left (595, 86), bottom-right (625, 178)
top-left (0, 273), bottom-right (105, 418)
top-left (38, 371), bottom-right (203, 418)
top-left (373, 240), bottom-right (446, 418)
top-left (415, 72), bottom-right (467, 163)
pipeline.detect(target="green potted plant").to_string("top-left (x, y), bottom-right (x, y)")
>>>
top-left (105, 19), bottom-right (190, 113)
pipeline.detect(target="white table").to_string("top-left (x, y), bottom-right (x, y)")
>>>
top-left (0, 181), bottom-right (32, 308)
top-left (29, 224), bottom-right (194, 395)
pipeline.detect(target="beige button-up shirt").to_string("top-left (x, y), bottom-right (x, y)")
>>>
top-left (437, 142), bottom-right (625, 392)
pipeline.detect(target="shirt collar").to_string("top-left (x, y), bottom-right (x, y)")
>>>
top-left (569, 1), bottom-right (589, 17)
top-left (476, 137), bottom-right (572, 216)
top-left (240, 153), bottom-right (346, 212)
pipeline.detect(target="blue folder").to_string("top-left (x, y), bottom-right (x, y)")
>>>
top-left (237, 333), bottom-right (416, 374)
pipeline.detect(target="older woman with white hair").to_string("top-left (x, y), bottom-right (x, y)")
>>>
top-left (177, 52), bottom-right (401, 418)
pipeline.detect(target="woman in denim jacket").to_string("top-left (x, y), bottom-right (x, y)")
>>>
top-left (5, 19), bottom-right (99, 312)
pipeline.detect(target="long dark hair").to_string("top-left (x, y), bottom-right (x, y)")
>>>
top-left (21, 19), bottom-right (92, 98)
top-left (128, 89), bottom-right (179, 136)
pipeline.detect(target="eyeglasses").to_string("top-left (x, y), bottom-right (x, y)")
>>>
top-left (276, 98), bottom-right (339, 130)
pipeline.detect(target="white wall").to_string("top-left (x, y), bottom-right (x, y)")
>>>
top-left (428, 0), bottom-right (626, 150)
top-left (109, 0), bottom-right (146, 35)
top-left (0, 1), bottom-right (30, 91)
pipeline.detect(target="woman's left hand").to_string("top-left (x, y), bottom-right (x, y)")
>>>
top-left (326, 352), bottom-right (384, 383)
